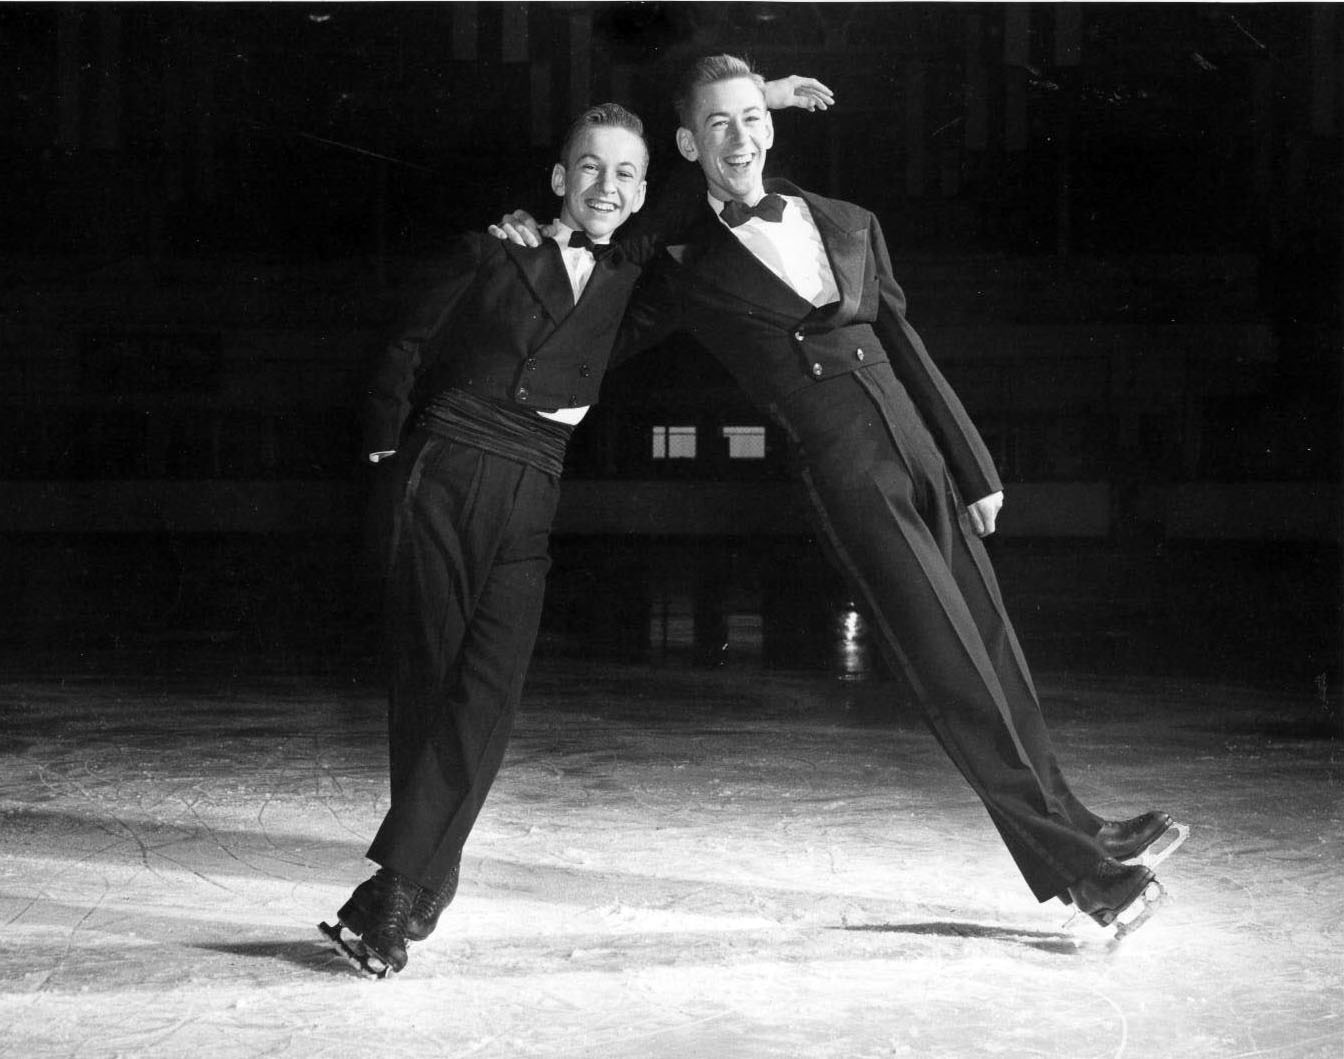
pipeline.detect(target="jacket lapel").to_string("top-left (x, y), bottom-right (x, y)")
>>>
top-left (778, 181), bottom-right (867, 323)
top-left (669, 205), bottom-right (811, 318)
top-left (504, 240), bottom-right (574, 325)
top-left (670, 183), bottom-right (867, 321)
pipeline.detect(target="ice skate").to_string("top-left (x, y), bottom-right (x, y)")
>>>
top-left (318, 919), bottom-right (393, 979)
top-left (405, 860), bottom-right (460, 943)
top-left (1067, 858), bottom-right (1165, 942)
top-left (330, 868), bottom-right (386, 938)
top-left (1127, 820), bottom-right (1189, 871)
top-left (1096, 811), bottom-right (1189, 870)
top-left (357, 871), bottom-right (418, 975)
top-left (319, 867), bottom-right (419, 977)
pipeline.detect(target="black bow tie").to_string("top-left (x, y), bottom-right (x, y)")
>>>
top-left (720, 194), bottom-right (786, 228)
top-left (568, 230), bottom-right (616, 260)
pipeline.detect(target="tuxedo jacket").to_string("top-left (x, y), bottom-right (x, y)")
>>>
top-left (364, 232), bottom-right (647, 455)
top-left (618, 179), bottom-right (1002, 504)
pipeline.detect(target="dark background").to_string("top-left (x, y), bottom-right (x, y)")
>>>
top-left (0, 3), bottom-right (1339, 706)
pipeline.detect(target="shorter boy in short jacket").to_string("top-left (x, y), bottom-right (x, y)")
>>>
top-left (320, 103), bottom-right (650, 976)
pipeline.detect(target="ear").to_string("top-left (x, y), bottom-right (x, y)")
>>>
top-left (550, 162), bottom-right (567, 198)
top-left (762, 110), bottom-right (775, 150)
top-left (631, 180), bottom-right (648, 214)
top-left (675, 127), bottom-right (698, 162)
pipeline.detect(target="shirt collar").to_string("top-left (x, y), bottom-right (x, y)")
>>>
top-left (708, 192), bottom-right (789, 223)
top-left (550, 219), bottom-right (612, 248)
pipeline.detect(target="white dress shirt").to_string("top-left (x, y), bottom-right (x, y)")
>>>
top-left (536, 219), bottom-right (604, 425)
top-left (710, 193), bottom-right (839, 307)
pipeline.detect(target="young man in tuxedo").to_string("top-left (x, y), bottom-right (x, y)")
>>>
top-left (320, 103), bottom-right (653, 977)
top-left (496, 55), bottom-right (1184, 937)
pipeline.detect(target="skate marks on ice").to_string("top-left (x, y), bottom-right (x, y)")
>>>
top-left (2, 660), bottom-right (1342, 1057)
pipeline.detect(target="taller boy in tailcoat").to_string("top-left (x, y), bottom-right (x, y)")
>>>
top-left (612, 55), bottom-right (1184, 934)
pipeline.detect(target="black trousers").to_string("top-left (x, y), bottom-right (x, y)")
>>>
top-left (366, 429), bottom-right (559, 891)
top-left (773, 364), bottom-right (1106, 901)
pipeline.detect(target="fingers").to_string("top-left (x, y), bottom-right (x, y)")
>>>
top-left (794, 77), bottom-right (835, 111)
top-left (488, 221), bottom-right (542, 247)
top-left (967, 502), bottom-right (997, 537)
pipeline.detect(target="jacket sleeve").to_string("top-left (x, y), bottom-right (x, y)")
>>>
top-left (361, 236), bottom-right (482, 455)
top-left (610, 251), bottom-right (686, 371)
top-left (867, 214), bottom-right (1003, 503)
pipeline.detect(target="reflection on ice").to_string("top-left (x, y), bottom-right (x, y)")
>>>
top-left (835, 605), bottom-right (872, 681)
top-left (545, 537), bottom-right (1339, 694)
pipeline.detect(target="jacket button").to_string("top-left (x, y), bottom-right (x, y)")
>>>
top-left (517, 387), bottom-right (529, 401)
top-left (568, 394), bottom-right (578, 405)
top-left (794, 330), bottom-right (805, 342)
top-left (526, 357), bottom-right (538, 371)
top-left (812, 362), bottom-right (823, 377)
top-left (855, 347), bottom-right (865, 361)
top-left (580, 364), bottom-right (591, 377)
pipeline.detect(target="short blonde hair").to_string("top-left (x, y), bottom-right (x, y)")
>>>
top-left (673, 54), bottom-right (767, 127)
top-left (559, 102), bottom-right (648, 171)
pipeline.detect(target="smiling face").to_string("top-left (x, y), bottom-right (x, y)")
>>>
top-left (551, 125), bottom-right (648, 241)
top-left (675, 76), bottom-right (774, 205)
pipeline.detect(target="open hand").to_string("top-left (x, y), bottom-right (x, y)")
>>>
top-left (765, 75), bottom-right (835, 112)
top-left (487, 210), bottom-right (549, 246)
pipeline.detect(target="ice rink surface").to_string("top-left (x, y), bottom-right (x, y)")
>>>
top-left (1, 644), bottom-right (1340, 1058)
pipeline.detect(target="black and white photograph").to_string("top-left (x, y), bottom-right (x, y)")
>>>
top-left (1, 3), bottom-right (1340, 1056)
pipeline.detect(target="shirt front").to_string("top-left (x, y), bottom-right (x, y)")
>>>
top-left (539, 219), bottom-right (612, 425)
top-left (710, 193), bottom-right (839, 308)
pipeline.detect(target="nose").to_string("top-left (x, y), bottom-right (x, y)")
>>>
top-left (597, 167), bottom-right (617, 192)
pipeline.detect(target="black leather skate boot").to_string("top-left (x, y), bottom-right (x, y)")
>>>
top-left (359, 870), bottom-right (418, 975)
top-left (405, 860), bottom-right (460, 943)
top-left (1068, 857), bottom-right (1164, 936)
top-left (335, 867), bottom-right (396, 937)
top-left (1095, 811), bottom-right (1173, 861)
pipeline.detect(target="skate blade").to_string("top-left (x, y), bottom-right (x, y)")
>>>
top-left (1109, 879), bottom-right (1165, 942)
top-left (318, 920), bottom-right (394, 979)
top-left (1129, 822), bottom-right (1190, 871)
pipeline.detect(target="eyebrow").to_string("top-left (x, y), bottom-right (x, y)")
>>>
top-left (703, 105), bottom-right (764, 125)
top-left (573, 152), bottom-right (644, 174)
